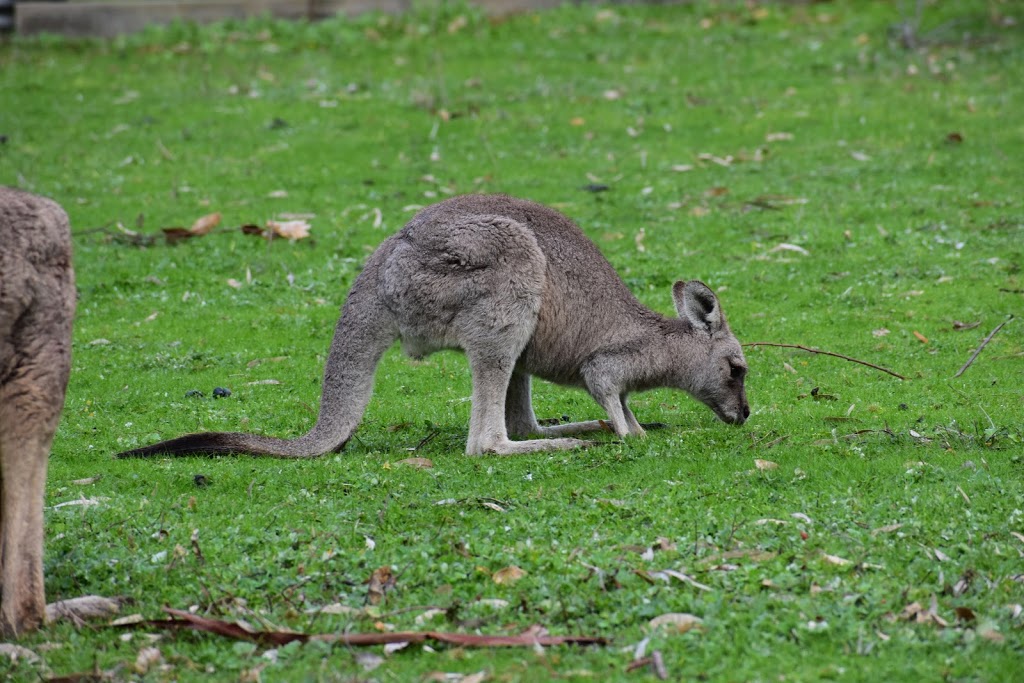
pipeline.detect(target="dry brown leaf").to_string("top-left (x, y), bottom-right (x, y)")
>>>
top-left (161, 227), bottom-right (196, 244)
top-left (395, 457), bottom-right (433, 469)
top-left (492, 565), bottom-right (526, 585)
top-left (267, 219), bottom-right (311, 240)
top-left (953, 606), bottom-right (976, 622)
top-left (769, 243), bottom-right (810, 256)
top-left (647, 613), bottom-right (703, 634)
top-left (189, 212), bottom-right (221, 235)
top-left (913, 330), bottom-right (929, 344)
top-left (701, 549), bottom-right (777, 566)
top-left (655, 537), bottom-right (677, 552)
top-left (0, 643), bottom-right (39, 664)
top-left (872, 523), bottom-right (903, 535)
top-left (134, 646), bottom-right (163, 674)
top-left (754, 459), bottom-right (778, 471)
top-left (72, 476), bottom-right (102, 486)
top-left (46, 595), bottom-right (121, 623)
top-left (367, 566), bottom-right (395, 605)
top-left (110, 613), bottom-right (146, 626)
top-left (821, 553), bottom-right (852, 567)
top-left (634, 228), bottom-right (646, 252)
top-left (979, 627), bottom-right (1004, 643)
top-left (314, 603), bottom-right (362, 616)
top-left (899, 602), bottom-right (924, 620)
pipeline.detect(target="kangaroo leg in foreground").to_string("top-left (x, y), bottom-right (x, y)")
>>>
top-left (0, 189), bottom-right (119, 637)
top-left (504, 371), bottom-right (616, 438)
top-left (0, 189), bottom-right (74, 637)
top-left (467, 352), bottom-right (590, 455)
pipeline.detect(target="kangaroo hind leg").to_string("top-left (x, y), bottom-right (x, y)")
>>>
top-left (466, 349), bottom-right (591, 455)
top-left (409, 215), bottom-right (590, 456)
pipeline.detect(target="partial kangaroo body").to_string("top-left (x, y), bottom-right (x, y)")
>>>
top-left (118, 194), bottom-right (749, 459)
top-left (0, 188), bottom-right (76, 637)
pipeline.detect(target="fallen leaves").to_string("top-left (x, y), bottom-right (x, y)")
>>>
top-left (492, 566), bottom-right (527, 585)
top-left (161, 211), bottom-right (221, 243)
top-left (134, 210), bottom-right (314, 245)
top-left (139, 608), bottom-right (605, 649)
top-left (893, 596), bottom-right (948, 627)
top-left (821, 552), bottom-right (853, 568)
top-left (188, 212), bottom-right (221, 236)
top-left (266, 219), bottom-right (311, 241)
top-left (366, 567), bottom-right (396, 605)
top-left (0, 643), bottom-right (39, 664)
top-left (395, 457), bottom-right (433, 469)
top-left (647, 613), bottom-right (703, 634)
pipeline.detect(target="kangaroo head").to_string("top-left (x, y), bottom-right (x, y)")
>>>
top-left (672, 280), bottom-right (750, 425)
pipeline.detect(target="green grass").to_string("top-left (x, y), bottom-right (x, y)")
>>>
top-left (2, 0), bottom-right (1023, 680)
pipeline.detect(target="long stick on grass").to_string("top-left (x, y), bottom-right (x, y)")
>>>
top-left (743, 342), bottom-right (908, 380)
top-left (952, 316), bottom-right (1013, 378)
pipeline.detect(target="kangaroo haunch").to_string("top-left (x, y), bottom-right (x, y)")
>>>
top-left (1, 188), bottom-right (76, 637)
top-left (118, 194), bottom-right (749, 459)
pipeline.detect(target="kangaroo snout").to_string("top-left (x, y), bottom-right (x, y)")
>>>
top-left (713, 396), bottom-right (750, 425)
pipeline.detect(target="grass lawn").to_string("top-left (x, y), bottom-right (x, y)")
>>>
top-left (2, 0), bottom-right (1022, 680)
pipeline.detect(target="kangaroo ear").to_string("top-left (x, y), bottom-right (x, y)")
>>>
top-left (673, 280), bottom-right (723, 333)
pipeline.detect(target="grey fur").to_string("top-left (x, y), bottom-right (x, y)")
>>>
top-left (117, 194), bottom-right (749, 459)
top-left (1, 187), bottom-right (76, 637)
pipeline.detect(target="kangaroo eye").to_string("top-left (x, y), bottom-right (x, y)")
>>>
top-left (729, 364), bottom-right (745, 380)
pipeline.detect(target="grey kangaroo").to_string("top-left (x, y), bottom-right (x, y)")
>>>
top-left (1, 189), bottom-right (122, 638)
top-left (1, 188), bottom-right (75, 636)
top-left (118, 194), bottom-right (749, 459)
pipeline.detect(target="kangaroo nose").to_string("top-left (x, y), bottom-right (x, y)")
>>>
top-left (743, 405), bottom-right (751, 420)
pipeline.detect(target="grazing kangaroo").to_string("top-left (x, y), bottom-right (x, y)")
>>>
top-left (118, 194), bottom-right (749, 459)
top-left (0, 188), bottom-right (76, 637)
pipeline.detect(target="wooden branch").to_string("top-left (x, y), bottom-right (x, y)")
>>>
top-left (952, 316), bottom-right (1013, 379)
top-left (743, 342), bottom-right (908, 380)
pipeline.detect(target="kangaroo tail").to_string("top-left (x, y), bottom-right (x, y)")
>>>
top-left (116, 262), bottom-right (397, 459)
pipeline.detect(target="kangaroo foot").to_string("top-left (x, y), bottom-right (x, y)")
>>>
top-left (470, 437), bottom-right (594, 456)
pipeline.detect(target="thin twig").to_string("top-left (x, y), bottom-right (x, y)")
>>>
top-left (953, 316), bottom-right (1013, 378)
top-left (743, 342), bottom-right (908, 380)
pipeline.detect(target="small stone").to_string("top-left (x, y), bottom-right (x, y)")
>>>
top-left (212, 387), bottom-right (232, 398)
